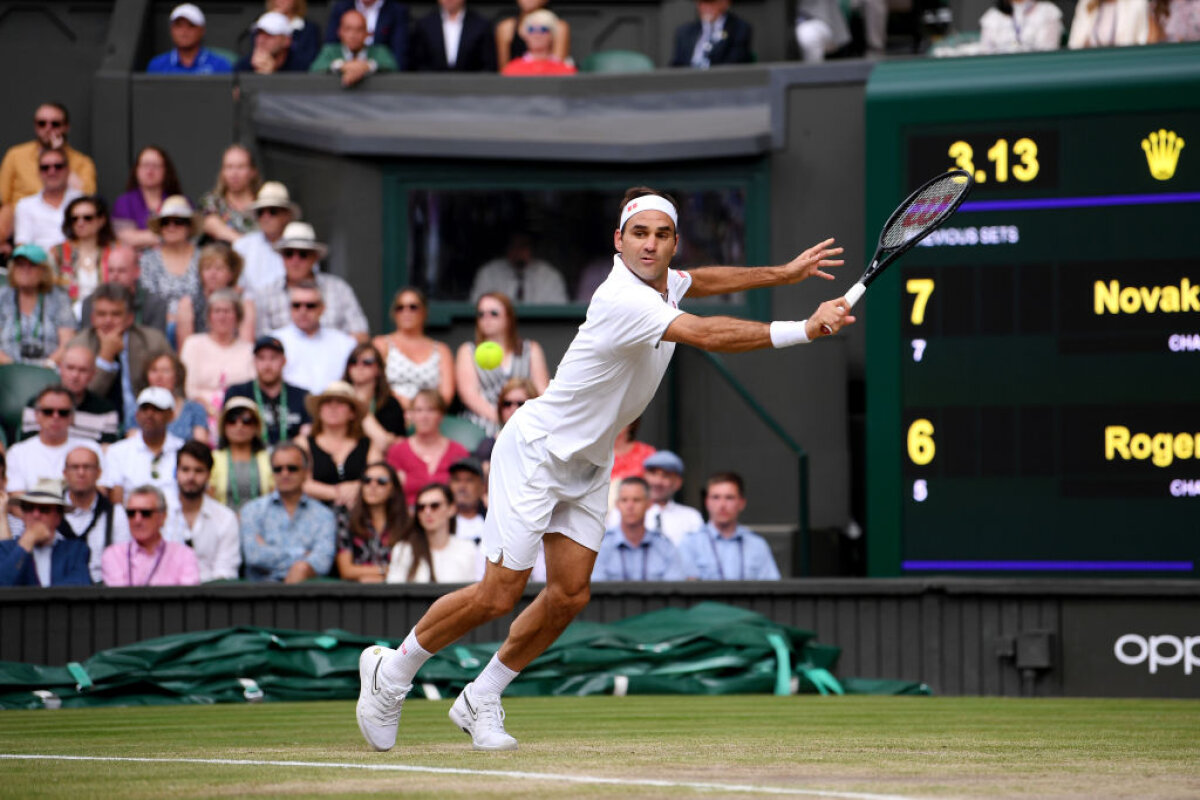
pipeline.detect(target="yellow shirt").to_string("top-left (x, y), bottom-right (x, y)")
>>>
top-left (0, 140), bottom-right (97, 207)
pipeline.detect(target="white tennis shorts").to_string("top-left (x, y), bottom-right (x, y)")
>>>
top-left (479, 424), bottom-right (611, 571)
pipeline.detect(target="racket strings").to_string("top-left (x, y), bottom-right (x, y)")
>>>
top-left (881, 174), bottom-right (971, 250)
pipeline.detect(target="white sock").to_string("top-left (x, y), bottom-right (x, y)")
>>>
top-left (473, 654), bottom-right (519, 697)
top-left (381, 629), bottom-right (433, 687)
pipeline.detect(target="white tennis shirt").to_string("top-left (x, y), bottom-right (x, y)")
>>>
top-left (513, 254), bottom-right (691, 466)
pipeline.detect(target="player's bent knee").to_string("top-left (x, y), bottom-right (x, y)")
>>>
top-left (546, 582), bottom-right (591, 617)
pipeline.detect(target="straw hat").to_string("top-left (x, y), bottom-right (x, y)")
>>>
top-left (218, 396), bottom-right (264, 437)
top-left (21, 478), bottom-right (70, 508)
top-left (304, 380), bottom-right (366, 419)
top-left (272, 221), bottom-right (328, 260)
top-left (148, 195), bottom-right (201, 237)
top-left (251, 181), bottom-right (302, 217)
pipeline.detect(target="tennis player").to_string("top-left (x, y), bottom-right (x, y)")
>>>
top-left (357, 187), bottom-right (854, 752)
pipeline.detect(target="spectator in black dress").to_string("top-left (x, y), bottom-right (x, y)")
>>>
top-left (295, 381), bottom-right (385, 509)
top-left (343, 342), bottom-right (406, 447)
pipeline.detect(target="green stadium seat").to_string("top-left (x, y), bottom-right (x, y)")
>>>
top-left (208, 47), bottom-right (239, 66)
top-left (579, 50), bottom-right (656, 73)
top-left (0, 363), bottom-right (59, 444)
top-left (440, 416), bottom-right (488, 451)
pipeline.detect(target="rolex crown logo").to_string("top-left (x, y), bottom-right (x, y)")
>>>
top-left (1141, 129), bottom-right (1185, 181)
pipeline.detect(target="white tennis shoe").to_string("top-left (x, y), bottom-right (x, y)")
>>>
top-left (356, 645), bottom-right (410, 751)
top-left (448, 682), bottom-right (519, 751)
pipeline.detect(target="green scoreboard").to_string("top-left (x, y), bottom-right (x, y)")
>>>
top-left (864, 46), bottom-right (1200, 577)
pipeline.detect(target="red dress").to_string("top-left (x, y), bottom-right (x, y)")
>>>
top-left (387, 437), bottom-right (469, 507)
top-left (611, 441), bottom-right (656, 480)
top-left (501, 55), bottom-right (577, 76)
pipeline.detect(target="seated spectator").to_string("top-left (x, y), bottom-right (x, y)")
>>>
top-left (794, 0), bottom-right (853, 62)
top-left (612, 417), bottom-right (655, 481)
top-left (470, 233), bottom-right (567, 305)
top-left (52, 196), bottom-right (119, 316)
top-left (679, 472), bottom-right (781, 580)
top-left (236, 11), bottom-right (310, 72)
top-left (387, 389), bottom-right (469, 508)
top-left (1068, 0), bottom-right (1150, 46)
top-left (112, 145), bottom-right (184, 250)
top-left (0, 103), bottom-right (97, 253)
top-left (670, 0), bottom-right (753, 68)
top-left (593, 476), bottom-right (687, 581)
top-left (495, 0), bottom-right (571, 69)
top-left (70, 283), bottom-right (171, 429)
top-left (80, 247), bottom-right (170, 334)
top-left (0, 478), bottom-right (90, 587)
top-left (199, 145), bottom-right (261, 245)
top-left (411, 0), bottom-right (497, 72)
top-left (146, 4), bottom-right (233, 74)
top-left (102, 485), bottom-right (200, 586)
top-left (209, 397), bottom-right (274, 511)
top-left (297, 381), bottom-right (384, 508)
top-left (324, 0), bottom-right (410, 69)
top-left (180, 289), bottom-right (255, 418)
top-left (473, 376), bottom-right (539, 472)
top-left (142, 351), bottom-right (209, 443)
top-left (500, 11), bottom-right (576, 76)
top-left (0, 452), bottom-right (11, 540)
top-left (978, 0), bottom-right (1063, 51)
top-left (373, 287), bottom-right (455, 415)
top-left (272, 281), bottom-right (357, 395)
top-left (386, 482), bottom-right (480, 583)
top-left (1149, 0), bottom-right (1200, 41)
top-left (176, 243), bottom-right (256, 344)
top-left (267, 0), bottom-right (323, 67)
top-left (224, 335), bottom-right (312, 444)
top-left (311, 9), bottom-right (398, 86)
top-left (456, 292), bottom-right (549, 436)
top-left (0, 244), bottom-right (75, 366)
top-left (635, 449), bottom-right (704, 545)
top-left (336, 461), bottom-right (407, 581)
top-left (240, 440), bottom-right (337, 582)
top-left (102, 387), bottom-right (185, 505)
top-left (21, 344), bottom-right (120, 445)
top-left (448, 456), bottom-right (486, 543)
top-left (344, 342), bottom-right (406, 445)
top-left (233, 181), bottom-right (297, 295)
top-left (164, 440), bottom-right (242, 582)
top-left (139, 194), bottom-right (202, 317)
top-left (60, 445), bottom-right (129, 583)
top-left (6, 387), bottom-right (101, 495)
top-left (14, 147), bottom-right (83, 251)
top-left (257, 222), bottom-right (369, 341)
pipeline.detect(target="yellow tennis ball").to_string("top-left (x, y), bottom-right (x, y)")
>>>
top-left (475, 341), bottom-right (503, 370)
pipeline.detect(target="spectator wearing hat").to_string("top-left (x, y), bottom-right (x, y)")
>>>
top-left (0, 244), bottom-right (76, 366)
top-left (21, 343), bottom-right (121, 445)
top-left (256, 221), bottom-right (368, 341)
top-left (296, 381), bottom-right (385, 508)
top-left (236, 11), bottom-right (310, 72)
top-left (605, 449), bottom-right (704, 546)
top-left (141, 350), bottom-right (210, 443)
top-left (500, 10), bottom-right (576, 75)
top-left (164, 440), bottom-right (242, 581)
top-left (112, 146), bottom-right (185, 250)
top-left (240, 440), bottom-right (337, 582)
top-left (59, 445), bottom-right (130, 583)
top-left (679, 472), bottom-right (780, 581)
top-left (13, 147), bottom-right (84, 252)
top-left (265, 0), bottom-right (323, 68)
top-left (324, 0), bottom-right (410, 69)
top-left (410, 0), bottom-right (497, 72)
top-left (387, 388), bottom-right (468, 508)
top-left (138, 194), bottom-right (202, 317)
top-left (102, 485), bottom-right (200, 586)
top-left (209, 397), bottom-right (274, 511)
top-left (179, 288), bottom-right (255, 419)
top-left (448, 456), bottom-right (486, 544)
top-left (5, 386), bottom-right (102, 495)
top-left (670, 0), bottom-right (753, 68)
top-left (79, 245), bottom-right (170, 335)
top-left (69, 283), bottom-right (172, 429)
top-left (0, 478), bottom-right (91, 587)
top-left (224, 335), bottom-right (313, 444)
top-left (272, 281), bottom-right (357, 395)
top-left (232, 181), bottom-right (299, 295)
top-left (311, 9), bottom-right (398, 86)
top-left (592, 476), bottom-right (687, 582)
top-left (147, 4), bottom-right (234, 74)
top-left (101, 387), bottom-right (186, 505)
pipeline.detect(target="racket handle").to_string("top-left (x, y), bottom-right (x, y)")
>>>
top-left (844, 282), bottom-right (866, 309)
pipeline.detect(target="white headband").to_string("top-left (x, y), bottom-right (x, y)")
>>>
top-left (619, 195), bottom-right (678, 231)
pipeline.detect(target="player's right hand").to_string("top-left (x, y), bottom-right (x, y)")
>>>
top-left (809, 297), bottom-right (856, 338)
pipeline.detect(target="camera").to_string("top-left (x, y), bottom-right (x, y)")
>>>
top-left (20, 341), bottom-right (45, 360)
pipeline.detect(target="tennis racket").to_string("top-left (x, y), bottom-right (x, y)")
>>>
top-left (821, 169), bottom-right (974, 334)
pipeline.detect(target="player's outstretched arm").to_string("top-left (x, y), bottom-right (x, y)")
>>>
top-left (684, 238), bottom-right (844, 299)
top-left (663, 299), bottom-right (855, 353)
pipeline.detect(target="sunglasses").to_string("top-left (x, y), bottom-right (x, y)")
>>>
top-left (18, 502), bottom-right (58, 514)
top-left (71, 213), bottom-right (97, 223)
top-left (35, 119), bottom-right (64, 129)
top-left (476, 309), bottom-right (502, 318)
top-left (291, 301), bottom-right (320, 310)
top-left (150, 451), bottom-right (164, 481)
top-left (257, 207), bottom-right (287, 216)
top-left (37, 407), bottom-right (72, 417)
top-left (127, 508), bottom-right (160, 519)
top-left (39, 162), bottom-right (66, 173)
top-left (225, 412), bottom-right (257, 426)
top-left (160, 217), bottom-right (191, 227)
top-left (415, 501), bottom-right (445, 512)
top-left (281, 249), bottom-right (314, 259)
top-left (361, 475), bottom-right (390, 486)
top-left (394, 303), bottom-right (421, 312)
top-left (272, 463), bottom-right (303, 474)
top-left (501, 399), bottom-right (525, 409)
top-left (526, 25), bottom-right (552, 33)
top-left (349, 357), bottom-right (378, 367)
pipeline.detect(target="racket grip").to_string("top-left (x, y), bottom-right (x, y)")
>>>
top-left (844, 282), bottom-right (866, 309)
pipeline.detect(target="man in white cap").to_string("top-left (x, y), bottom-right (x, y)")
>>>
top-left (0, 478), bottom-right (91, 587)
top-left (233, 181), bottom-right (299, 295)
top-left (146, 4), bottom-right (233, 74)
top-left (101, 387), bottom-right (185, 506)
top-left (355, 186), bottom-right (851, 753)
top-left (256, 221), bottom-right (369, 342)
top-left (236, 11), bottom-right (308, 73)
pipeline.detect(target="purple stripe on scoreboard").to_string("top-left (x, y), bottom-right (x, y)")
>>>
top-left (903, 560), bottom-right (1194, 572)
top-left (960, 192), bottom-right (1200, 213)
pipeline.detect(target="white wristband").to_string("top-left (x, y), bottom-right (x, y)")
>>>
top-left (769, 320), bottom-right (810, 348)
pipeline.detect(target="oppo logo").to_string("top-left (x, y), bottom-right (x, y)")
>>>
top-left (1113, 634), bottom-right (1200, 675)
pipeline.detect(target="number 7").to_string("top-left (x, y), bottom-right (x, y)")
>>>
top-left (906, 278), bottom-right (935, 325)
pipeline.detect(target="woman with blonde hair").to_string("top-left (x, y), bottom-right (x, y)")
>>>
top-left (210, 397), bottom-right (274, 511)
top-left (385, 483), bottom-right (480, 583)
top-left (372, 286), bottom-right (454, 414)
top-left (180, 289), bottom-right (256, 420)
top-left (336, 461), bottom-right (407, 582)
top-left (296, 381), bottom-right (386, 508)
top-left (495, 0), bottom-right (571, 68)
top-left (198, 144), bottom-right (262, 244)
top-left (175, 242), bottom-right (256, 344)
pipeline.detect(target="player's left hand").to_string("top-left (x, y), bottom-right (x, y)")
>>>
top-left (784, 238), bottom-right (844, 284)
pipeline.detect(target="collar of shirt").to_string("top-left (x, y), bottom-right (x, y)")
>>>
top-left (340, 45), bottom-right (371, 62)
top-left (66, 492), bottom-right (99, 515)
top-left (268, 491), bottom-right (312, 509)
top-left (614, 528), bottom-right (657, 549)
top-left (704, 522), bottom-right (745, 541)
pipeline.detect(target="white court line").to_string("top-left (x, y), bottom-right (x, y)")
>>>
top-left (0, 754), bottom-right (925, 800)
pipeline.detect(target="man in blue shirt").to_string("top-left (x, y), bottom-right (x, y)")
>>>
top-left (593, 477), bottom-right (687, 581)
top-left (146, 4), bottom-right (233, 75)
top-left (679, 471), bottom-right (781, 580)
